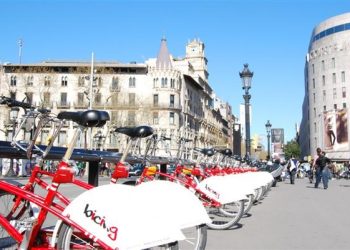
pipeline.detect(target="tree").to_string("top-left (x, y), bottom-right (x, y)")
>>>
top-left (284, 140), bottom-right (301, 160)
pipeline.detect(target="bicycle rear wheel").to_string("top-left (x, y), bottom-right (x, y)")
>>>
top-left (57, 223), bottom-right (179, 250)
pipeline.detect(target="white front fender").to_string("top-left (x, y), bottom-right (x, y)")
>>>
top-left (56, 183), bottom-right (185, 250)
top-left (197, 176), bottom-right (248, 204)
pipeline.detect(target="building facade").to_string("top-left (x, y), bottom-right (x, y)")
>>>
top-left (300, 12), bottom-right (350, 160)
top-left (0, 38), bottom-right (234, 158)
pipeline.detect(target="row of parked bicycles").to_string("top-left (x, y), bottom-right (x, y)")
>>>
top-left (0, 96), bottom-right (276, 250)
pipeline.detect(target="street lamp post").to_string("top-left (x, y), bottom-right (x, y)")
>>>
top-left (239, 64), bottom-right (253, 160)
top-left (265, 120), bottom-right (272, 160)
top-left (6, 107), bottom-right (19, 177)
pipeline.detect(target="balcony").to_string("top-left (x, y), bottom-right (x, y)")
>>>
top-left (109, 86), bottom-right (121, 92)
top-left (37, 101), bottom-right (54, 109)
top-left (151, 103), bottom-right (182, 111)
top-left (73, 101), bottom-right (89, 109)
top-left (56, 101), bottom-right (71, 109)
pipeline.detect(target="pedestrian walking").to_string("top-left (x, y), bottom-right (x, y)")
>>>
top-left (314, 148), bottom-right (331, 189)
top-left (287, 156), bottom-right (298, 184)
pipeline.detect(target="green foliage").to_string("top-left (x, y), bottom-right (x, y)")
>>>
top-left (284, 140), bottom-right (301, 160)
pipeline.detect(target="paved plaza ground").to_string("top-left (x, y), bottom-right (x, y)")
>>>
top-left (207, 177), bottom-right (350, 250)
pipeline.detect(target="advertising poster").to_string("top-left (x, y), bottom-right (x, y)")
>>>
top-left (323, 109), bottom-right (349, 151)
top-left (271, 129), bottom-right (284, 154)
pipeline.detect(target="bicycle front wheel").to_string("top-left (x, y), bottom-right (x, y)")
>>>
top-left (57, 223), bottom-right (180, 250)
top-left (179, 224), bottom-right (207, 250)
top-left (0, 188), bottom-right (32, 250)
top-left (206, 200), bottom-right (244, 230)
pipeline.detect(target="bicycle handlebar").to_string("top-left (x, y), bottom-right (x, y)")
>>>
top-left (0, 96), bottom-right (33, 109)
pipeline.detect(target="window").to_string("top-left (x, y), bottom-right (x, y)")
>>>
top-left (61, 76), bottom-right (68, 87)
top-left (128, 111), bottom-right (135, 126)
top-left (342, 87), bottom-right (346, 98)
top-left (97, 77), bottom-right (103, 87)
top-left (153, 112), bottom-right (159, 125)
top-left (129, 77), bottom-right (136, 88)
top-left (129, 93), bottom-right (135, 105)
top-left (313, 108), bottom-right (316, 117)
top-left (94, 93), bottom-right (101, 105)
top-left (43, 92), bottom-right (51, 105)
top-left (343, 103), bottom-right (347, 108)
top-left (322, 75), bottom-right (326, 86)
top-left (78, 76), bottom-right (85, 87)
top-left (314, 122), bottom-right (317, 133)
top-left (77, 93), bottom-right (84, 105)
top-left (170, 95), bottom-right (174, 108)
top-left (331, 58), bottom-right (335, 68)
top-left (111, 95), bottom-right (118, 106)
top-left (323, 90), bottom-right (326, 101)
top-left (60, 93), bottom-right (67, 106)
top-left (111, 77), bottom-right (119, 90)
top-left (332, 73), bottom-right (336, 84)
top-left (312, 64), bottom-right (315, 74)
top-left (153, 94), bottom-right (159, 106)
top-left (10, 92), bottom-right (16, 100)
top-left (161, 78), bottom-right (168, 88)
top-left (334, 104), bottom-right (337, 110)
top-left (169, 112), bottom-right (175, 125)
top-left (321, 60), bottom-right (325, 71)
top-left (323, 105), bottom-right (326, 111)
top-left (333, 88), bottom-right (337, 99)
top-left (341, 71), bottom-right (346, 82)
top-left (44, 76), bottom-right (51, 87)
top-left (25, 92), bottom-right (33, 104)
top-left (10, 76), bottom-right (17, 86)
top-left (312, 79), bottom-right (315, 89)
top-left (27, 76), bottom-right (33, 86)
top-left (153, 78), bottom-right (159, 88)
top-left (170, 79), bottom-right (175, 88)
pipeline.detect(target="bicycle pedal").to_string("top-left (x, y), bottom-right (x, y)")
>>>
top-left (13, 217), bottom-right (37, 233)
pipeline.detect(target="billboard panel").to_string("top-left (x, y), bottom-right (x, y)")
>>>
top-left (271, 129), bottom-right (284, 144)
top-left (323, 108), bottom-right (348, 151)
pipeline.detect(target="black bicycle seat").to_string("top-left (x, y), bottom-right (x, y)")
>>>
top-left (219, 148), bottom-right (232, 156)
top-left (199, 148), bottom-right (215, 157)
top-left (57, 110), bottom-right (110, 127)
top-left (115, 126), bottom-right (153, 138)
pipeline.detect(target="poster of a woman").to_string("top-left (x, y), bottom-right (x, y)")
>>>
top-left (336, 108), bottom-right (348, 148)
top-left (324, 111), bottom-right (336, 150)
top-left (324, 109), bottom-right (349, 151)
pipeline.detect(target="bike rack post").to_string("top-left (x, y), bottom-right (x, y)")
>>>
top-left (88, 161), bottom-right (100, 186)
top-left (159, 164), bottom-right (167, 180)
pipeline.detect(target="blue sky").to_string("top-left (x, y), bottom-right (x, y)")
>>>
top-left (1, 0), bottom-right (349, 146)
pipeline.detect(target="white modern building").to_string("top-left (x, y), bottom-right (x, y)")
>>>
top-left (0, 38), bottom-right (234, 157)
top-left (300, 12), bottom-right (350, 160)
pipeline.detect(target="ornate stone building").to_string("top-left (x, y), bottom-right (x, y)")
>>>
top-left (0, 38), bottom-right (234, 158)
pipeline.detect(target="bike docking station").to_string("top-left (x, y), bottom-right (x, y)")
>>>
top-left (0, 140), bottom-right (175, 186)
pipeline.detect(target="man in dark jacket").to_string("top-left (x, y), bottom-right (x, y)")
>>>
top-left (314, 148), bottom-right (331, 189)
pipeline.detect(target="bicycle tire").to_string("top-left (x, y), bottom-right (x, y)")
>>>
top-left (206, 200), bottom-right (244, 230)
top-left (0, 187), bottom-right (33, 250)
top-left (179, 224), bottom-right (207, 250)
top-left (242, 194), bottom-right (254, 215)
top-left (57, 222), bottom-right (180, 250)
